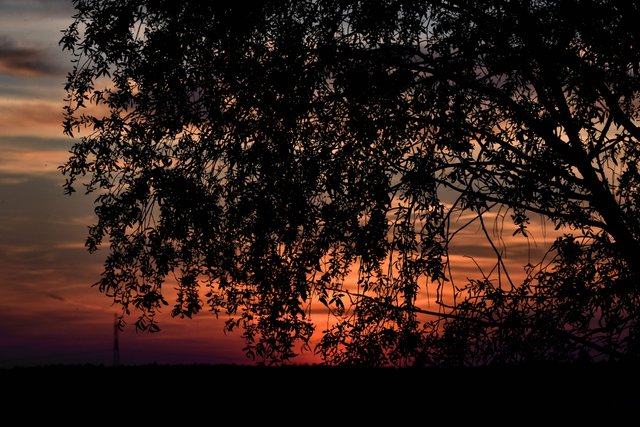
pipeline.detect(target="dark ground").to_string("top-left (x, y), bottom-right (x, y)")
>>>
top-left (2, 362), bottom-right (637, 421)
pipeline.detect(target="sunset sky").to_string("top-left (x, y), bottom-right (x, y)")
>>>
top-left (0, 0), bottom-right (560, 368)
top-left (0, 0), bottom-right (254, 368)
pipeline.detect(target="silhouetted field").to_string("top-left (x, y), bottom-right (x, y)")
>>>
top-left (3, 361), bottom-right (639, 415)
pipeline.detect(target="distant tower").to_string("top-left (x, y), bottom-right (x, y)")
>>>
top-left (113, 313), bottom-right (120, 367)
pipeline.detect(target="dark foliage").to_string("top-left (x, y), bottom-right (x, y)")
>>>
top-left (61, 0), bottom-right (640, 365)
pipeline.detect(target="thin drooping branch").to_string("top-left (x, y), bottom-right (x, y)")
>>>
top-left (330, 287), bottom-right (625, 359)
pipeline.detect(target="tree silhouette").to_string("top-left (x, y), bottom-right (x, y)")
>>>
top-left (61, 0), bottom-right (640, 365)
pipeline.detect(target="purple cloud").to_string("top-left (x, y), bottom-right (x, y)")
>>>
top-left (0, 35), bottom-right (61, 77)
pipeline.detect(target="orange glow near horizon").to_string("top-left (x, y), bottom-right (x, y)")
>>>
top-left (0, 104), bottom-right (562, 368)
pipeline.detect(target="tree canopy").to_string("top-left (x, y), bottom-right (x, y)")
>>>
top-left (61, 0), bottom-right (640, 365)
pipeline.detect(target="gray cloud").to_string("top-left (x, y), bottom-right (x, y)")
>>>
top-left (0, 135), bottom-right (72, 152)
top-left (45, 292), bottom-right (66, 302)
top-left (0, 0), bottom-right (75, 18)
top-left (0, 35), bottom-right (61, 77)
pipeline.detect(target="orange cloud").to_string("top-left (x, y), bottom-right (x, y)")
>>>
top-left (0, 148), bottom-right (69, 175)
top-left (0, 99), bottom-right (65, 137)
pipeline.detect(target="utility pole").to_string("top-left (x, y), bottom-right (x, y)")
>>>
top-left (113, 313), bottom-right (120, 367)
